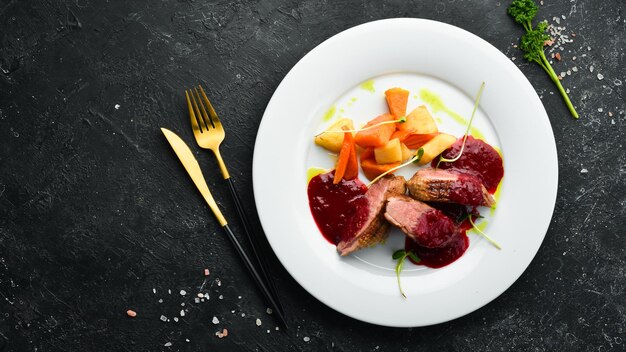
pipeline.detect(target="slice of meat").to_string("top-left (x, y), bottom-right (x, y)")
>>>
top-left (406, 168), bottom-right (495, 207)
top-left (384, 195), bottom-right (458, 248)
top-left (336, 175), bottom-right (406, 256)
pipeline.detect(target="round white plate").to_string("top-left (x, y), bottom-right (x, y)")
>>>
top-left (253, 18), bottom-right (557, 327)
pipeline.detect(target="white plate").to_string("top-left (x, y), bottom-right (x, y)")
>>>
top-left (253, 18), bottom-right (557, 327)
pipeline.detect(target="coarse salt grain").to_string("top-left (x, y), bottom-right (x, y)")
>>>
top-left (275, 326), bottom-right (279, 331)
top-left (168, 289), bottom-right (171, 295)
top-left (164, 342), bottom-right (172, 347)
top-left (216, 279), bottom-right (221, 286)
top-left (212, 316), bottom-right (220, 324)
top-left (114, 104), bottom-right (120, 110)
top-left (204, 268), bottom-right (210, 276)
top-left (180, 310), bottom-right (185, 317)
top-left (194, 298), bottom-right (200, 303)
top-left (238, 296), bottom-right (242, 299)
top-left (256, 318), bottom-right (262, 326)
top-left (158, 299), bottom-right (163, 303)
top-left (219, 295), bottom-right (223, 300)
top-left (304, 337), bottom-right (311, 342)
top-left (590, 66), bottom-right (594, 72)
top-left (580, 168), bottom-right (588, 174)
top-left (152, 288), bottom-right (156, 294)
top-left (174, 317), bottom-right (179, 322)
top-left (267, 329), bottom-right (270, 334)
top-left (572, 67), bottom-right (578, 72)
top-left (598, 108), bottom-right (604, 112)
top-left (181, 303), bottom-right (185, 307)
top-left (197, 293), bottom-right (204, 298)
top-left (241, 313), bottom-right (246, 317)
top-left (266, 308), bottom-right (273, 314)
top-left (126, 310), bottom-right (137, 317)
top-left (160, 315), bottom-right (167, 322)
top-left (215, 329), bottom-right (228, 338)
top-left (180, 290), bottom-right (186, 296)
top-left (597, 73), bottom-right (604, 80)
top-left (609, 112), bottom-right (613, 117)
top-left (560, 72), bottom-right (566, 78)
top-left (185, 339), bottom-right (190, 343)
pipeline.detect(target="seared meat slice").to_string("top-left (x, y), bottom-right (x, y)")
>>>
top-left (336, 175), bottom-right (406, 256)
top-left (407, 168), bottom-right (495, 207)
top-left (384, 195), bottom-right (458, 248)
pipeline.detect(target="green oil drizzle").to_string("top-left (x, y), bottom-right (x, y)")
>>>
top-left (419, 88), bottom-right (486, 140)
top-left (323, 106), bottom-right (336, 121)
top-left (360, 80), bottom-right (375, 93)
top-left (307, 167), bottom-right (327, 183)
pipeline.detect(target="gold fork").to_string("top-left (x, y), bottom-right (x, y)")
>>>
top-left (185, 85), bottom-right (284, 315)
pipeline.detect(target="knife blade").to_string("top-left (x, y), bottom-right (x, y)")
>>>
top-left (161, 127), bottom-right (227, 226)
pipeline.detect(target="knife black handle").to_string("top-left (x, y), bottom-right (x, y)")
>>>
top-left (226, 177), bottom-right (284, 315)
top-left (223, 224), bottom-right (287, 329)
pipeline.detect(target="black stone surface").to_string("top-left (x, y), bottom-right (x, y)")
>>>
top-left (1, 0), bottom-right (625, 351)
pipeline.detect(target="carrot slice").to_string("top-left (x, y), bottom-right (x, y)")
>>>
top-left (403, 133), bottom-right (440, 149)
top-left (390, 129), bottom-right (413, 143)
top-left (354, 114), bottom-right (396, 148)
top-left (344, 138), bottom-right (358, 180)
top-left (385, 88), bottom-right (409, 118)
top-left (333, 130), bottom-right (354, 184)
top-left (361, 158), bottom-right (401, 181)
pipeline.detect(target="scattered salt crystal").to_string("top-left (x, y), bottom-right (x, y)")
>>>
top-left (194, 298), bottom-right (200, 303)
top-left (218, 295), bottom-right (223, 299)
top-left (164, 342), bottom-right (172, 347)
top-left (580, 168), bottom-right (588, 174)
top-left (168, 289), bottom-right (171, 295)
top-left (554, 17), bottom-right (561, 25)
top-left (566, 89), bottom-right (570, 94)
top-left (231, 310), bottom-right (235, 314)
top-left (158, 299), bottom-right (163, 303)
top-left (266, 308), bottom-right (273, 314)
top-left (197, 293), bottom-right (204, 298)
top-left (180, 290), bottom-right (186, 296)
top-left (561, 15), bottom-right (566, 19)
top-left (590, 66), bottom-right (594, 72)
top-left (275, 326), bottom-right (279, 331)
top-left (572, 56), bottom-right (577, 61)
top-left (572, 67), bottom-right (578, 72)
top-left (304, 337), bottom-right (311, 342)
top-left (160, 315), bottom-right (167, 322)
top-left (609, 112), bottom-right (613, 117)
top-left (598, 108), bottom-right (604, 112)
top-left (588, 46), bottom-right (591, 51)
top-left (204, 268), bottom-right (210, 276)
top-left (611, 119), bottom-right (615, 125)
top-left (204, 293), bottom-right (210, 300)
top-left (241, 313), bottom-right (246, 317)
top-left (267, 329), bottom-right (270, 334)
top-left (511, 57), bottom-right (516, 61)
top-left (181, 303), bottom-right (185, 307)
top-left (215, 329), bottom-right (228, 338)
top-left (126, 309), bottom-right (137, 318)
top-left (567, 70), bottom-right (571, 76)
top-left (212, 316), bottom-right (220, 324)
top-left (114, 104), bottom-right (120, 110)
top-left (560, 72), bottom-right (566, 78)
top-left (152, 288), bottom-right (156, 294)
top-left (201, 299), bottom-right (205, 302)
top-left (597, 73), bottom-right (604, 80)
top-left (216, 278), bottom-right (222, 286)
top-left (174, 317), bottom-right (179, 322)
top-left (256, 318), bottom-right (262, 326)
top-left (238, 296), bottom-right (242, 299)
top-left (180, 310), bottom-right (185, 317)
top-left (185, 339), bottom-right (190, 343)
top-left (555, 52), bottom-right (561, 60)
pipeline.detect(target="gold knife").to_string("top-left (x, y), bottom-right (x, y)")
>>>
top-left (160, 127), bottom-right (287, 328)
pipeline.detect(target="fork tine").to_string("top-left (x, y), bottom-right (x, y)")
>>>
top-left (189, 88), bottom-right (209, 132)
top-left (198, 85), bottom-right (221, 127)
top-left (194, 87), bottom-right (215, 129)
top-left (185, 90), bottom-right (202, 133)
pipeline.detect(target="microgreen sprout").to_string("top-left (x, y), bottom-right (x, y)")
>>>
top-left (316, 116), bottom-right (406, 136)
top-left (367, 148), bottom-right (424, 187)
top-left (393, 249), bottom-right (420, 298)
top-left (436, 82), bottom-right (485, 168)
top-left (468, 215), bottom-right (501, 250)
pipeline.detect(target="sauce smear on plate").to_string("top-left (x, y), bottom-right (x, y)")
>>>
top-left (434, 136), bottom-right (504, 193)
top-left (308, 171), bottom-right (369, 245)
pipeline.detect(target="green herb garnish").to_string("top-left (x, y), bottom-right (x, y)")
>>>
top-left (508, 0), bottom-right (578, 118)
top-left (436, 82), bottom-right (485, 168)
top-left (367, 148), bottom-right (424, 187)
top-left (393, 249), bottom-right (420, 298)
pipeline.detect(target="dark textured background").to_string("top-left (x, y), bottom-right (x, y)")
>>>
top-left (1, 0), bottom-right (625, 351)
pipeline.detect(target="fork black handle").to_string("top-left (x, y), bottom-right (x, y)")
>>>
top-left (222, 224), bottom-right (287, 329)
top-left (226, 177), bottom-right (285, 315)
